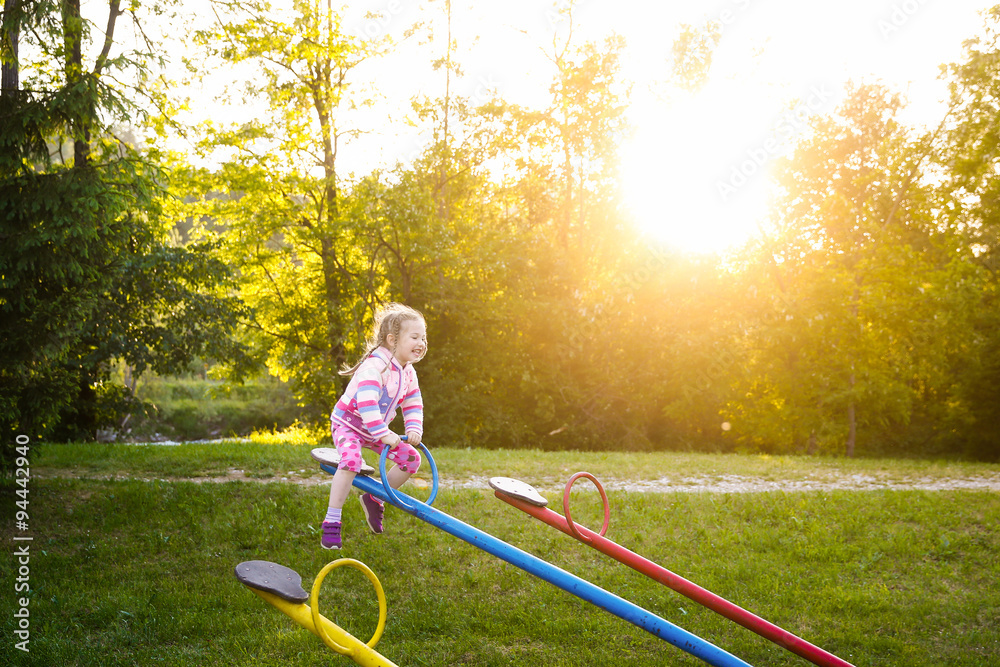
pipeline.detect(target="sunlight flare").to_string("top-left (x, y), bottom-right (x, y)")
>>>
top-left (620, 82), bottom-right (774, 255)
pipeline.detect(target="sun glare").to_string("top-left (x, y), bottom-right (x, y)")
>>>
top-left (620, 83), bottom-right (774, 256)
top-left (613, 0), bottom-right (991, 257)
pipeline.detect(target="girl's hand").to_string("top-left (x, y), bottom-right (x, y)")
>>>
top-left (382, 433), bottom-right (402, 448)
top-left (405, 430), bottom-right (422, 447)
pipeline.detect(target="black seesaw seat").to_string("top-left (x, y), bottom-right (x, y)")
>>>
top-left (235, 560), bottom-right (309, 603)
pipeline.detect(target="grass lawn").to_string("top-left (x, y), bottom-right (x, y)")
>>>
top-left (3, 442), bottom-right (999, 666)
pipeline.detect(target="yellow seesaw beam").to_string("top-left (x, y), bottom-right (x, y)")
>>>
top-left (237, 559), bottom-right (398, 667)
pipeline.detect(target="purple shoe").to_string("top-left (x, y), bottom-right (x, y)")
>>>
top-left (321, 521), bottom-right (342, 550)
top-left (359, 493), bottom-right (384, 534)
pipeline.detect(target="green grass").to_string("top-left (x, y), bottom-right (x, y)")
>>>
top-left (30, 439), bottom-right (1000, 488)
top-left (4, 444), bottom-right (1000, 666)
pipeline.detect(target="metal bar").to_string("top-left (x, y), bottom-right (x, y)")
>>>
top-left (494, 489), bottom-right (854, 667)
top-left (327, 464), bottom-right (753, 667)
top-left (245, 588), bottom-right (398, 667)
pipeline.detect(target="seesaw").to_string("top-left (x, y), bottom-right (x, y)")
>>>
top-left (490, 473), bottom-right (855, 667)
top-left (236, 450), bottom-right (395, 665)
top-left (235, 558), bottom-right (397, 666)
top-left (308, 443), bottom-right (755, 667)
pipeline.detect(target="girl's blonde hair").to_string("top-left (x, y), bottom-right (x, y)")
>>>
top-left (340, 302), bottom-right (426, 376)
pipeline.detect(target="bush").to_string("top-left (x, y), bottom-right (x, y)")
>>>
top-left (125, 374), bottom-right (305, 441)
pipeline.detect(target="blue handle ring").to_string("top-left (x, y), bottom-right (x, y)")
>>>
top-left (378, 438), bottom-right (438, 509)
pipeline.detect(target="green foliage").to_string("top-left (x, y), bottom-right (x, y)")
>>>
top-left (725, 83), bottom-right (983, 457)
top-left (172, 0), bottom-right (403, 415)
top-left (934, 7), bottom-right (1000, 461)
top-left (422, 32), bottom-right (646, 451)
top-left (161, 4), bottom-right (1000, 460)
top-left (7, 2), bottom-right (1000, 461)
top-left (0, 1), bottom-right (250, 451)
top-left (131, 374), bottom-right (304, 441)
top-left (341, 162), bottom-right (534, 447)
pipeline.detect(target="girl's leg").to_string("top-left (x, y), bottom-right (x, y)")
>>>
top-left (386, 440), bottom-right (421, 487)
top-left (328, 467), bottom-right (358, 508)
top-left (385, 465), bottom-right (411, 490)
top-left (322, 426), bottom-right (365, 549)
top-left (366, 439), bottom-right (420, 490)
top-left (358, 439), bottom-right (420, 534)
top-left (328, 426), bottom-right (366, 507)
top-left (322, 469), bottom-right (357, 550)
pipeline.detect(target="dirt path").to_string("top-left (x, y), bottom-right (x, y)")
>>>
top-left (36, 469), bottom-right (1000, 493)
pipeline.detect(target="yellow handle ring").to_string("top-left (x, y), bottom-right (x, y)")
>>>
top-left (310, 558), bottom-right (388, 655)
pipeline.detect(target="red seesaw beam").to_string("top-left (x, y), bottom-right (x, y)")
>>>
top-left (493, 475), bottom-right (855, 667)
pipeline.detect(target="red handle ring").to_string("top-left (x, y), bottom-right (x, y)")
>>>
top-left (562, 472), bottom-right (611, 543)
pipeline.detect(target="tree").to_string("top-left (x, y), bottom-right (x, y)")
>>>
top-left (1, 0), bottom-right (24, 95)
top-left (934, 6), bottom-right (1000, 460)
top-left (487, 24), bottom-right (639, 449)
top-left (178, 0), bottom-right (403, 415)
top-left (729, 83), bottom-right (979, 456)
top-left (668, 20), bottom-right (721, 93)
top-left (0, 0), bottom-right (248, 445)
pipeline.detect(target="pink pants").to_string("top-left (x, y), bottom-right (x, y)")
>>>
top-left (332, 424), bottom-right (422, 474)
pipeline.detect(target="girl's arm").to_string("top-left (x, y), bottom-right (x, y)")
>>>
top-left (400, 369), bottom-right (424, 445)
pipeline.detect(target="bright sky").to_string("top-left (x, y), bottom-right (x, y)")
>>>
top-left (332, 0), bottom-right (997, 255)
top-left (154, 0), bottom-right (997, 255)
top-left (608, 0), bottom-right (997, 255)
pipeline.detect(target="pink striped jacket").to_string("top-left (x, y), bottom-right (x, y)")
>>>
top-left (330, 347), bottom-right (423, 442)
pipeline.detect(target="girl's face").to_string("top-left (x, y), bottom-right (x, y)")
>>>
top-left (388, 318), bottom-right (427, 365)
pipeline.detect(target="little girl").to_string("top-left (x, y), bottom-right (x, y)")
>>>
top-left (321, 303), bottom-right (427, 550)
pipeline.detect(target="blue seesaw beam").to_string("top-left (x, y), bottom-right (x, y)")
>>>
top-left (319, 447), bottom-right (752, 667)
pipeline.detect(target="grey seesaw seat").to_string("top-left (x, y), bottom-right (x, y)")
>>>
top-left (488, 477), bottom-right (549, 507)
top-left (311, 448), bottom-right (376, 476)
top-left (235, 560), bottom-right (309, 603)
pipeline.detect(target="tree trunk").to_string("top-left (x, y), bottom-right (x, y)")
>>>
top-left (62, 0), bottom-right (90, 167)
top-left (846, 280), bottom-right (862, 458)
top-left (318, 10), bottom-right (345, 375)
top-left (436, 0), bottom-right (452, 224)
top-left (320, 234), bottom-right (345, 368)
top-left (442, 0), bottom-right (451, 149)
top-left (1, 0), bottom-right (20, 96)
top-left (561, 134), bottom-right (572, 248)
top-left (846, 373), bottom-right (857, 457)
top-left (319, 134), bottom-right (344, 372)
